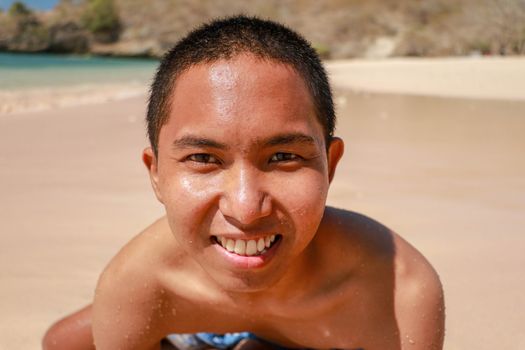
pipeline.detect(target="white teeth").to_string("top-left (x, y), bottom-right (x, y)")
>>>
top-left (234, 240), bottom-right (246, 255)
top-left (265, 236), bottom-right (271, 248)
top-left (226, 239), bottom-right (235, 252)
top-left (245, 240), bottom-right (257, 256)
top-left (257, 238), bottom-right (265, 252)
top-left (216, 235), bottom-right (278, 256)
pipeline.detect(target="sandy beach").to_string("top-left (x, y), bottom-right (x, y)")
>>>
top-left (1, 57), bottom-right (524, 350)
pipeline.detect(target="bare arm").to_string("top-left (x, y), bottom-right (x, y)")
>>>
top-left (42, 305), bottom-right (95, 350)
top-left (91, 218), bottom-right (183, 350)
top-left (92, 256), bottom-right (167, 350)
top-left (394, 237), bottom-right (445, 350)
top-left (92, 271), bottom-right (160, 350)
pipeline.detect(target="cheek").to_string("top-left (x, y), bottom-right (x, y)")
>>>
top-left (161, 171), bottom-right (220, 202)
top-left (275, 171), bottom-right (328, 228)
top-left (159, 173), bottom-right (222, 231)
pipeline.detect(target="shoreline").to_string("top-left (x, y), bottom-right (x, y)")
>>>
top-left (0, 83), bottom-right (148, 115)
top-left (2, 56), bottom-right (524, 116)
top-left (326, 56), bottom-right (525, 101)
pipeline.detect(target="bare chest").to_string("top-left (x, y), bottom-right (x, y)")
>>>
top-left (249, 290), bottom-right (399, 350)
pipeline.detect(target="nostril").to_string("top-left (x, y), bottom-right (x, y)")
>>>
top-left (219, 195), bottom-right (272, 226)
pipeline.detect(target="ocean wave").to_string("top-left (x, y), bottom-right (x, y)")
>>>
top-left (0, 82), bottom-right (149, 115)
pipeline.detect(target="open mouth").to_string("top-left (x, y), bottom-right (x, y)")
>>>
top-left (213, 234), bottom-right (281, 256)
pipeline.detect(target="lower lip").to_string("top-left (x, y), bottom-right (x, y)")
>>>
top-left (213, 237), bottom-right (281, 269)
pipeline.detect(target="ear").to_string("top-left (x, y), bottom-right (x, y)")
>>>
top-left (327, 137), bottom-right (344, 184)
top-left (142, 147), bottom-right (164, 204)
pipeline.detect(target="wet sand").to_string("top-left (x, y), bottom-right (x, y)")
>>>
top-left (327, 57), bottom-right (525, 100)
top-left (1, 59), bottom-right (524, 350)
top-left (332, 91), bottom-right (525, 350)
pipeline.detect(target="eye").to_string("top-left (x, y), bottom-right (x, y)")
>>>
top-left (187, 153), bottom-right (220, 164)
top-left (270, 152), bottom-right (300, 162)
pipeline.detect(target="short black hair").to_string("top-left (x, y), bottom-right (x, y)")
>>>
top-left (147, 15), bottom-right (335, 155)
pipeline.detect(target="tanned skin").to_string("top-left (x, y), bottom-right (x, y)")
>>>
top-left (43, 55), bottom-right (444, 350)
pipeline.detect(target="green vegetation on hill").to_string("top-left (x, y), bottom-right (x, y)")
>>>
top-left (8, 1), bottom-right (32, 16)
top-left (0, 0), bottom-right (524, 58)
top-left (0, 1), bottom-right (49, 52)
top-left (82, 0), bottom-right (120, 43)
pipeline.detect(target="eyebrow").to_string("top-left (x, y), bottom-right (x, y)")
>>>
top-left (172, 135), bottom-right (229, 150)
top-left (264, 133), bottom-right (316, 147)
top-left (171, 132), bottom-right (316, 150)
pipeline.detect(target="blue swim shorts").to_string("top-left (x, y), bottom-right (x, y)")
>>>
top-left (165, 332), bottom-right (291, 350)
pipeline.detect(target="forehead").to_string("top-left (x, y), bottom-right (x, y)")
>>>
top-left (172, 54), bottom-right (314, 112)
top-left (159, 55), bottom-right (323, 148)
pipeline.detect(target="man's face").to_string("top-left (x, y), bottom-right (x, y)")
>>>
top-left (144, 54), bottom-right (343, 292)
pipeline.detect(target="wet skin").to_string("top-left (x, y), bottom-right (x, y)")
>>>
top-left (147, 55), bottom-right (342, 293)
top-left (88, 55), bottom-right (444, 350)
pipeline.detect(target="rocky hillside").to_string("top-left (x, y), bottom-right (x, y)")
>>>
top-left (1, 0), bottom-right (524, 58)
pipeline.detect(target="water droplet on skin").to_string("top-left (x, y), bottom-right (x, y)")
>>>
top-left (171, 308), bottom-right (177, 316)
top-left (405, 335), bottom-right (416, 345)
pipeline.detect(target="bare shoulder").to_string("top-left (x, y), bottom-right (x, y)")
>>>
top-left (99, 216), bottom-right (176, 276)
top-left (92, 217), bottom-right (178, 349)
top-left (321, 207), bottom-right (397, 258)
top-left (321, 207), bottom-right (444, 349)
top-left (392, 234), bottom-right (445, 350)
top-left (97, 216), bottom-right (176, 289)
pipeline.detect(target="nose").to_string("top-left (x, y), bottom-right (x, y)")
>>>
top-left (219, 164), bottom-right (272, 226)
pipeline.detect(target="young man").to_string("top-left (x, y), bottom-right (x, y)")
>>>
top-left (43, 16), bottom-right (444, 350)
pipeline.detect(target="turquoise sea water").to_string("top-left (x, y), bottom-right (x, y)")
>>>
top-left (0, 52), bottom-right (159, 90)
